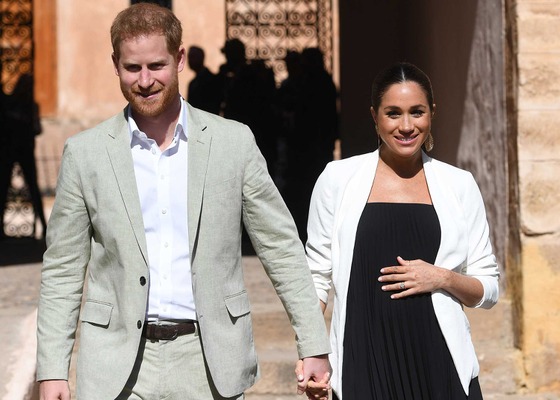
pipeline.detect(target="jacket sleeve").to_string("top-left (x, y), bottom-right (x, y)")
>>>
top-left (305, 164), bottom-right (335, 305)
top-left (240, 129), bottom-right (331, 358)
top-left (37, 141), bottom-right (92, 380)
top-left (461, 172), bottom-right (500, 309)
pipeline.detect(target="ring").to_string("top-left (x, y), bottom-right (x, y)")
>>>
top-left (399, 282), bottom-right (405, 290)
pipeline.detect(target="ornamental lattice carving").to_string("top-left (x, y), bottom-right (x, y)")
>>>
top-left (225, 0), bottom-right (333, 84)
top-left (1, 0), bottom-right (35, 237)
top-left (0, 0), bottom-right (33, 95)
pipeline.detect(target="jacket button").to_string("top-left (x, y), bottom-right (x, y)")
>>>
top-left (140, 276), bottom-right (146, 286)
top-left (137, 320), bottom-right (142, 329)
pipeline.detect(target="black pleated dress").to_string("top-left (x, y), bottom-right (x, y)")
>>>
top-left (337, 203), bottom-right (483, 400)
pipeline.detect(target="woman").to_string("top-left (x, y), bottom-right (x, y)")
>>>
top-left (297, 62), bottom-right (499, 399)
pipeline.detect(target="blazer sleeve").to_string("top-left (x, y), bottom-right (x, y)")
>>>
top-left (461, 172), bottom-right (500, 309)
top-left (240, 130), bottom-right (331, 358)
top-left (37, 140), bottom-right (92, 381)
top-left (306, 164), bottom-right (336, 305)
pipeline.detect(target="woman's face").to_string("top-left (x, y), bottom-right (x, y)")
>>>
top-left (371, 81), bottom-right (433, 160)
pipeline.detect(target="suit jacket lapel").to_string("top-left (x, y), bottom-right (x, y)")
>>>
top-left (186, 104), bottom-right (211, 261)
top-left (105, 108), bottom-right (149, 265)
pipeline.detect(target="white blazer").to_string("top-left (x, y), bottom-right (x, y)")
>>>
top-left (306, 150), bottom-right (499, 397)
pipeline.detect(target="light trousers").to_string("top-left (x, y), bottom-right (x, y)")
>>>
top-left (116, 325), bottom-right (244, 400)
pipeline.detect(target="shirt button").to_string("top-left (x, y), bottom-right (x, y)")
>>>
top-left (164, 242), bottom-right (169, 248)
top-left (140, 276), bottom-right (146, 286)
top-left (137, 320), bottom-right (142, 329)
top-left (162, 209), bottom-right (167, 214)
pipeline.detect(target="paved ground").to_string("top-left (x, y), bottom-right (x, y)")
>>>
top-left (1, 243), bottom-right (559, 399)
top-left (1, 101), bottom-right (556, 399)
top-left (1, 186), bottom-right (559, 399)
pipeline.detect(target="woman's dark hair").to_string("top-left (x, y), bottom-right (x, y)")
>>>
top-left (371, 62), bottom-right (434, 112)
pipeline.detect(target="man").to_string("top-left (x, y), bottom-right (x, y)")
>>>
top-left (37, 4), bottom-right (330, 400)
top-left (186, 46), bottom-right (221, 115)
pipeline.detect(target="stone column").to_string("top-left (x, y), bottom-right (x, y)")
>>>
top-left (515, 0), bottom-right (560, 392)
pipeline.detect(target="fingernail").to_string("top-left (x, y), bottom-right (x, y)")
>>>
top-left (297, 374), bottom-right (304, 381)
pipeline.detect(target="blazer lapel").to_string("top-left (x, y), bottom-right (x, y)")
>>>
top-left (186, 104), bottom-right (211, 261)
top-left (105, 108), bottom-right (149, 265)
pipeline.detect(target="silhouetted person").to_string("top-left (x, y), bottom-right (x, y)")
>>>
top-left (218, 39), bottom-right (279, 179)
top-left (217, 38), bottom-right (247, 115)
top-left (0, 74), bottom-right (47, 240)
top-left (275, 50), bottom-right (303, 193)
top-left (299, 47), bottom-right (338, 172)
top-left (282, 47), bottom-right (338, 243)
top-left (277, 50), bottom-right (303, 140)
top-left (186, 46), bottom-right (221, 114)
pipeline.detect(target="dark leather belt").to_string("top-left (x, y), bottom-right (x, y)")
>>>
top-left (143, 321), bottom-right (196, 341)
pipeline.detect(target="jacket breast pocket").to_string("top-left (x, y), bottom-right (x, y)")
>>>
top-left (224, 290), bottom-right (251, 319)
top-left (81, 300), bottom-right (113, 327)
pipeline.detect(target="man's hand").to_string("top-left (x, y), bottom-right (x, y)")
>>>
top-left (39, 379), bottom-right (70, 400)
top-left (295, 355), bottom-right (331, 399)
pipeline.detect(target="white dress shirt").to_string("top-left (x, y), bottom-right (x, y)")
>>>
top-left (128, 98), bottom-right (196, 321)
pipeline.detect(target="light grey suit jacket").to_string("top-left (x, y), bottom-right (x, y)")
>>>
top-left (37, 104), bottom-right (330, 399)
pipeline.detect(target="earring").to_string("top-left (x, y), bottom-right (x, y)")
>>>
top-left (377, 134), bottom-right (382, 149)
top-left (424, 132), bottom-right (434, 152)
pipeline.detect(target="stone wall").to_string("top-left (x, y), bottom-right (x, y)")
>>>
top-left (455, 0), bottom-right (507, 284)
top-left (515, 0), bottom-right (560, 392)
top-left (54, 0), bottom-right (227, 123)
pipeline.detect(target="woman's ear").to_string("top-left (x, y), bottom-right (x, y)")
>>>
top-left (370, 106), bottom-right (377, 125)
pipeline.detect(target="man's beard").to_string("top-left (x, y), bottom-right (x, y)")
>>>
top-left (121, 77), bottom-right (179, 118)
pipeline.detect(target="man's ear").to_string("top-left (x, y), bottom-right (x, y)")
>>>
top-left (112, 53), bottom-right (119, 76)
top-left (176, 46), bottom-right (186, 73)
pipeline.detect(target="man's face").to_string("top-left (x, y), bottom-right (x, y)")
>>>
top-left (112, 34), bottom-right (185, 118)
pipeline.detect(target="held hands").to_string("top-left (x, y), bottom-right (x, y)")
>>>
top-left (39, 380), bottom-right (71, 400)
top-left (378, 256), bottom-right (450, 299)
top-left (295, 355), bottom-right (331, 400)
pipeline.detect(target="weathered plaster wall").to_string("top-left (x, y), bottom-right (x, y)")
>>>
top-left (174, 0), bottom-right (226, 99)
top-left (55, 1), bottom-right (228, 124)
top-left (516, 0), bottom-right (560, 392)
top-left (56, 0), bottom-right (126, 123)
